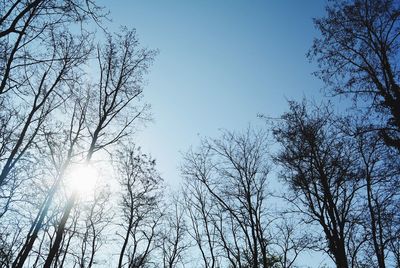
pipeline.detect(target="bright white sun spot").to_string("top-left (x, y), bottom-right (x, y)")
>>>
top-left (65, 164), bottom-right (99, 195)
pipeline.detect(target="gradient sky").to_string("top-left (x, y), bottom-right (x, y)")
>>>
top-left (99, 0), bottom-right (326, 188)
top-left (99, 1), bottom-right (331, 266)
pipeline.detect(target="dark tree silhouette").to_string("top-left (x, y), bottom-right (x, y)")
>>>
top-left (43, 30), bottom-right (156, 268)
top-left (183, 179), bottom-right (219, 267)
top-left (273, 101), bottom-right (361, 268)
top-left (182, 129), bottom-right (280, 268)
top-left (340, 118), bottom-right (400, 268)
top-left (271, 219), bottom-right (312, 268)
top-left (309, 0), bottom-right (400, 150)
top-left (0, 0), bottom-right (105, 189)
top-left (1, 2), bottom-right (160, 266)
top-left (12, 93), bottom-right (90, 268)
top-left (116, 146), bottom-right (163, 268)
top-left (160, 197), bottom-right (190, 268)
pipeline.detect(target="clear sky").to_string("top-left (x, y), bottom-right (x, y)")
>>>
top-left (98, 1), bottom-right (331, 266)
top-left (100, 0), bottom-right (326, 187)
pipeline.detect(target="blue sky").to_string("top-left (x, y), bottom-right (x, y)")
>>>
top-left (101, 0), bottom-right (326, 188)
top-left (98, 1), bottom-right (331, 266)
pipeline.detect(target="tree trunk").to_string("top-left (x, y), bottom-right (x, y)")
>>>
top-left (43, 193), bottom-right (76, 268)
top-left (13, 180), bottom-right (61, 268)
top-left (366, 173), bottom-right (386, 268)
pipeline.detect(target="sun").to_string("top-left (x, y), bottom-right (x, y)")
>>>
top-left (65, 164), bottom-right (99, 195)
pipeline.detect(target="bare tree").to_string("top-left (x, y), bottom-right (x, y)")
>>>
top-left (341, 120), bottom-right (400, 268)
top-left (182, 179), bottom-right (220, 268)
top-left (0, 0), bottom-right (105, 191)
top-left (0, 36), bottom-right (91, 264)
top-left (0, 0), bottom-right (103, 40)
top-left (43, 29), bottom-right (156, 268)
top-left (271, 219), bottom-right (311, 268)
top-left (1, 2), bottom-right (163, 267)
top-left (181, 128), bottom-right (277, 268)
top-left (0, 5), bottom-right (104, 258)
top-left (0, 0), bottom-right (105, 96)
top-left (273, 101), bottom-right (361, 268)
top-left (309, 0), bottom-right (400, 150)
top-left (116, 146), bottom-right (163, 268)
top-left (12, 93), bottom-right (90, 268)
top-left (69, 186), bottom-right (113, 268)
top-left (160, 196), bottom-right (190, 268)
top-left (0, 29), bottom-right (91, 188)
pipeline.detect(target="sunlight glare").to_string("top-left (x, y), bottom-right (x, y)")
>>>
top-left (66, 164), bottom-right (99, 195)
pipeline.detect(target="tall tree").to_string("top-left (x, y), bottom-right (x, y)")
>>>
top-left (182, 179), bottom-right (220, 268)
top-left (12, 92), bottom-right (90, 268)
top-left (0, 0), bottom-right (104, 187)
top-left (1, 1), bottom-right (163, 267)
top-left (309, 0), bottom-right (400, 150)
top-left (273, 101), bottom-right (361, 268)
top-left (43, 29), bottom-right (156, 268)
top-left (160, 196), bottom-right (190, 268)
top-left (341, 119), bottom-right (400, 267)
top-left (116, 146), bottom-right (163, 268)
top-left (182, 129), bottom-right (277, 268)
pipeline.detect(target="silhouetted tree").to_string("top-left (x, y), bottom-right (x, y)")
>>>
top-left (0, 0), bottom-right (105, 189)
top-left (0, 1), bottom-right (165, 267)
top-left (182, 129), bottom-right (280, 268)
top-left (12, 93), bottom-right (90, 268)
top-left (182, 179), bottom-right (220, 267)
top-left (116, 146), bottom-right (163, 268)
top-left (74, 187), bottom-right (112, 268)
top-left (271, 219), bottom-right (312, 268)
top-left (340, 118), bottom-right (400, 267)
top-left (309, 0), bottom-right (400, 150)
top-left (273, 101), bottom-right (361, 268)
top-left (44, 29), bottom-right (156, 268)
top-left (160, 197), bottom-right (190, 268)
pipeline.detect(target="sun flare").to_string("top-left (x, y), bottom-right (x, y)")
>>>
top-left (65, 164), bottom-right (99, 195)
